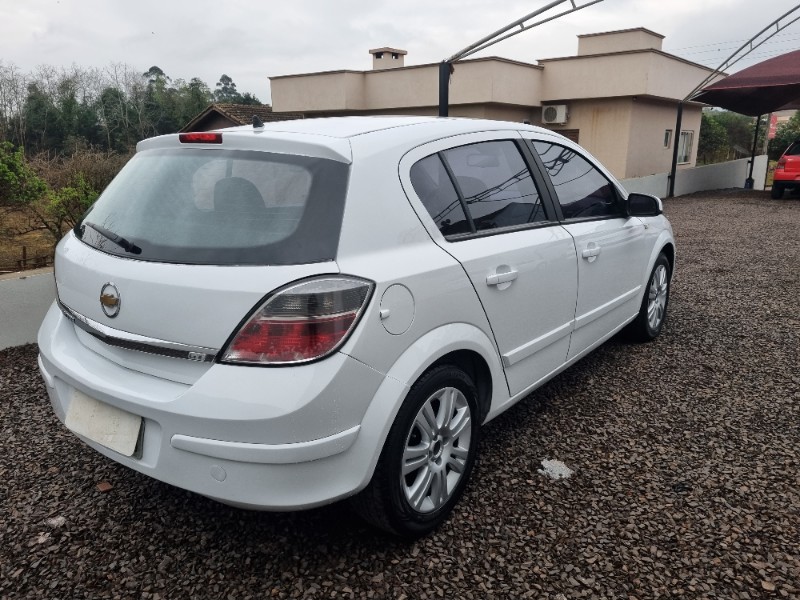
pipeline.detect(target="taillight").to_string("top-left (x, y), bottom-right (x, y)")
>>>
top-left (776, 157), bottom-right (786, 171)
top-left (221, 276), bottom-right (374, 365)
top-left (179, 132), bottom-right (222, 144)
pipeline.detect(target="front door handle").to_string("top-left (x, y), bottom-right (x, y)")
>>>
top-left (486, 269), bottom-right (518, 286)
top-left (582, 244), bottom-right (601, 262)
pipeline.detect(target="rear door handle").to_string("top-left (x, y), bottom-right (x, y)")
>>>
top-left (486, 269), bottom-right (518, 286)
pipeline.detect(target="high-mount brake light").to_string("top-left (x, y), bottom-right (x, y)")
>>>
top-left (221, 276), bottom-right (374, 365)
top-left (179, 132), bottom-right (223, 144)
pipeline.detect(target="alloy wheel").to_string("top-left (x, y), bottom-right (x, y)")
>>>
top-left (647, 264), bottom-right (669, 330)
top-left (401, 386), bottom-right (472, 513)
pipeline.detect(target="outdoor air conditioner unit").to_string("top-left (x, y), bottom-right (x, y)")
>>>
top-left (542, 104), bottom-right (569, 125)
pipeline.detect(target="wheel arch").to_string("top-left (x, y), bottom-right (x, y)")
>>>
top-left (343, 323), bottom-right (507, 495)
top-left (425, 349), bottom-right (493, 424)
top-left (660, 241), bottom-right (676, 275)
top-left (380, 322), bottom-right (506, 426)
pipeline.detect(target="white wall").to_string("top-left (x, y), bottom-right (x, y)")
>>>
top-left (620, 155), bottom-right (769, 197)
top-left (0, 269), bottom-right (55, 350)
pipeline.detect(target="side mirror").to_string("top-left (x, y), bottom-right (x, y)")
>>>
top-left (626, 192), bottom-right (662, 217)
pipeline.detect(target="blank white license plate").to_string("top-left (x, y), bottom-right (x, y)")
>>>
top-left (65, 389), bottom-right (142, 457)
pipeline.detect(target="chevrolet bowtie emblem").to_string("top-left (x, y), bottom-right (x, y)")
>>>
top-left (100, 283), bottom-right (121, 318)
top-left (100, 294), bottom-right (118, 307)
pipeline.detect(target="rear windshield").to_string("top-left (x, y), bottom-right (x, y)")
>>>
top-left (787, 142), bottom-right (800, 156)
top-left (75, 148), bottom-right (349, 265)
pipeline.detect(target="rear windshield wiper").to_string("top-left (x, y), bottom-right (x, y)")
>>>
top-left (82, 221), bottom-right (142, 255)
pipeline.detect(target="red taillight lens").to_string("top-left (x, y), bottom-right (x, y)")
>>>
top-left (221, 276), bottom-right (374, 365)
top-left (776, 157), bottom-right (787, 171)
top-left (179, 132), bottom-right (222, 144)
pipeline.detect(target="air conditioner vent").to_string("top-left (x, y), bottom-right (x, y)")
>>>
top-left (542, 104), bottom-right (568, 125)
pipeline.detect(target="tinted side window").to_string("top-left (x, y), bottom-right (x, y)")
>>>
top-left (410, 154), bottom-right (471, 237)
top-left (443, 141), bottom-right (547, 231)
top-left (533, 142), bottom-right (621, 220)
top-left (786, 142), bottom-right (800, 156)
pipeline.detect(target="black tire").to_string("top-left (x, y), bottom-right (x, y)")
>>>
top-left (771, 184), bottom-right (784, 199)
top-left (624, 252), bottom-right (671, 342)
top-left (350, 364), bottom-right (480, 538)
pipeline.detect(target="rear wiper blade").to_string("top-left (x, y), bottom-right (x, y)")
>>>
top-left (83, 221), bottom-right (142, 255)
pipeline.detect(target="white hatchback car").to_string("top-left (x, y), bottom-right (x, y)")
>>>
top-left (38, 116), bottom-right (674, 536)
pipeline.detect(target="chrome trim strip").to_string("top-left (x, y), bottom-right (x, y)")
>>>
top-left (58, 301), bottom-right (218, 363)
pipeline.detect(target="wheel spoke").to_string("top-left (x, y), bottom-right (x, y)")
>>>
top-left (421, 401), bottom-right (438, 435)
top-left (430, 470), bottom-right (448, 507)
top-left (408, 465), bottom-right (433, 510)
top-left (402, 445), bottom-right (429, 475)
top-left (447, 446), bottom-right (469, 473)
top-left (415, 408), bottom-right (436, 440)
top-left (447, 409), bottom-right (471, 440)
top-left (437, 388), bottom-right (456, 430)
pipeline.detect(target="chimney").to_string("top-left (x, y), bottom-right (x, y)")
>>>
top-left (369, 47), bottom-right (407, 70)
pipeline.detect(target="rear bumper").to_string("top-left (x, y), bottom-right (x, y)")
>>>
top-left (37, 303), bottom-right (399, 510)
top-left (773, 173), bottom-right (800, 187)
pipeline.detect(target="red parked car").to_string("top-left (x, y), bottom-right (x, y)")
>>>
top-left (772, 140), bottom-right (800, 199)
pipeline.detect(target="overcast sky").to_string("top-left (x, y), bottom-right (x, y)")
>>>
top-left (1, 0), bottom-right (799, 103)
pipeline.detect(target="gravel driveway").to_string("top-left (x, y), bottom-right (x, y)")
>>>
top-left (1, 189), bottom-right (798, 599)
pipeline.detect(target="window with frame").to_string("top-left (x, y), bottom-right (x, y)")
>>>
top-left (410, 140), bottom-right (547, 238)
top-left (532, 141), bottom-right (622, 220)
top-left (664, 129), bottom-right (672, 149)
top-left (678, 130), bottom-right (694, 164)
top-left (409, 155), bottom-right (471, 237)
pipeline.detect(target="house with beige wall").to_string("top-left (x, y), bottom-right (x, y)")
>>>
top-left (270, 28), bottom-right (717, 180)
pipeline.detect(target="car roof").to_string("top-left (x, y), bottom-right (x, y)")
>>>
top-left (137, 116), bottom-right (566, 164)
top-left (223, 116), bottom-right (546, 139)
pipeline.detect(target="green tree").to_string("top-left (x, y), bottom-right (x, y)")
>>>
top-left (712, 111), bottom-right (757, 155)
top-left (697, 112), bottom-right (729, 164)
top-left (214, 74), bottom-right (243, 103)
top-left (768, 112), bottom-right (800, 160)
top-left (46, 173), bottom-right (99, 231)
top-left (143, 66), bottom-right (180, 135)
top-left (23, 83), bottom-right (65, 155)
top-left (0, 141), bottom-right (47, 206)
top-left (173, 77), bottom-right (213, 125)
top-left (239, 91), bottom-right (261, 105)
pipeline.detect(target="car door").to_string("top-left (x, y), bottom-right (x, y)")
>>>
top-left (527, 138), bottom-right (651, 360)
top-left (400, 133), bottom-right (578, 397)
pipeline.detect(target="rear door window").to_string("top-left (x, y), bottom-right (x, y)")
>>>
top-left (409, 140), bottom-right (548, 239)
top-left (442, 141), bottom-right (547, 231)
top-left (532, 142), bottom-right (622, 220)
top-left (76, 149), bottom-right (349, 265)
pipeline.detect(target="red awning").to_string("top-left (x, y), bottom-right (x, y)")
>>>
top-left (691, 49), bottom-right (800, 116)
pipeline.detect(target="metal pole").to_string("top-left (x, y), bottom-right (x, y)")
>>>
top-left (668, 102), bottom-right (684, 198)
top-left (745, 114), bottom-right (762, 189)
top-left (446, 0), bottom-right (567, 62)
top-left (437, 0), bottom-right (607, 119)
top-left (439, 61), bottom-right (450, 117)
